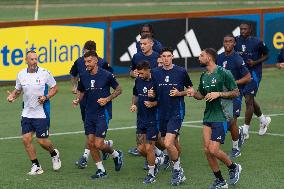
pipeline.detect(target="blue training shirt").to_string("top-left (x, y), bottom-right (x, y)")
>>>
top-left (133, 77), bottom-right (157, 124)
top-left (235, 36), bottom-right (269, 81)
top-left (151, 65), bottom-right (193, 120)
top-left (78, 68), bottom-right (119, 120)
top-left (217, 51), bottom-right (250, 89)
top-left (131, 52), bottom-right (159, 71)
top-left (136, 39), bottom-right (163, 54)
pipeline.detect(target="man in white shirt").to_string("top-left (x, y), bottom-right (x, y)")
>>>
top-left (7, 50), bottom-right (61, 175)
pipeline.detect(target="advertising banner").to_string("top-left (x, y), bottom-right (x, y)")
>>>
top-left (264, 13), bottom-right (284, 64)
top-left (111, 15), bottom-right (258, 74)
top-left (0, 24), bottom-right (105, 81)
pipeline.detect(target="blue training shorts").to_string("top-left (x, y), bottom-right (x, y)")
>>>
top-left (84, 114), bottom-right (109, 138)
top-left (136, 120), bottom-right (159, 141)
top-left (159, 118), bottom-right (183, 137)
top-left (203, 121), bottom-right (229, 144)
top-left (21, 117), bottom-right (50, 138)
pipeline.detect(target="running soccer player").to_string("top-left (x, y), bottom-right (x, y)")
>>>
top-left (130, 60), bottom-right (164, 184)
top-left (136, 23), bottom-right (163, 54)
top-left (7, 50), bottom-right (61, 175)
top-left (187, 48), bottom-right (242, 188)
top-left (130, 34), bottom-right (160, 78)
top-left (235, 22), bottom-right (271, 138)
top-left (149, 47), bottom-right (192, 186)
top-left (217, 34), bottom-right (251, 158)
top-left (72, 50), bottom-right (123, 179)
top-left (70, 40), bottom-right (113, 168)
top-left (129, 34), bottom-right (160, 156)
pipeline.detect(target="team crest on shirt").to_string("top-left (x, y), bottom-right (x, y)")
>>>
top-left (36, 77), bottom-right (41, 84)
top-left (242, 45), bottom-right (246, 52)
top-left (143, 87), bottom-right (148, 93)
top-left (90, 80), bottom-right (95, 88)
top-left (165, 76), bottom-right (170, 83)
top-left (222, 61), bottom-right (227, 68)
top-left (211, 78), bottom-right (217, 84)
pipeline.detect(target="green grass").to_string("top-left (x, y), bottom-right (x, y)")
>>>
top-left (0, 68), bottom-right (283, 189)
top-left (0, 0), bottom-right (284, 21)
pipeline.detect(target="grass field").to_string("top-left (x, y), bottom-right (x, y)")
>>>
top-left (0, 68), bottom-right (283, 189)
top-left (0, 0), bottom-right (284, 21)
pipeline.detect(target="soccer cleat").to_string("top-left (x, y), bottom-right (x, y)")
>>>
top-left (259, 116), bottom-right (271, 136)
top-left (76, 156), bottom-right (87, 169)
top-left (27, 163), bottom-right (44, 175)
top-left (113, 150), bottom-right (123, 171)
top-left (171, 168), bottom-right (186, 186)
top-left (52, 149), bottom-right (61, 171)
top-left (242, 126), bottom-right (249, 140)
top-left (91, 169), bottom-right (107, 180)
top-left (229, 163), bottom-right (242, 185)
top-left (238, 127), bottom-right (245, 148)
top-left (128, 147), bottom-right (140, 156)
top-left (162, 155), bottom-right (171, 170)
top-left (208, 178), bottom-right (228, 189)
top-left (143, 173), bottom-right (156, 184)
top-left (230, 148), bottom-right (241, 158)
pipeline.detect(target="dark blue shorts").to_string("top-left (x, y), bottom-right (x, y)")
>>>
top-left (233, 97), bottom-right (242, 117)
top-left (203, 122), bottom-right (229, 144)
top-left (84, 114), bottom-right (109, 138)
top-left (159, 118), bottom-right (183, 137)
top-left (21, 117), bottom-right (50, 138)
top-left (136, 121), bottom-right (159, 141)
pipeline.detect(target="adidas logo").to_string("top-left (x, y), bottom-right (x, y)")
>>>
top-left (119, 27), bottom-right (241, 61)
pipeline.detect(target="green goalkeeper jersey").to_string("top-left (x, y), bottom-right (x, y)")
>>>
top-left (198, 66), bottom-right (238, 122)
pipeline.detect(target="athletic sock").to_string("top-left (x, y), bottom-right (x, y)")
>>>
top-left (148, 165), bottom-right (155, 176)
top-left (31, 159), bottom-right (40, 167)
top-left (50, 150), bottom-right (57, 157)
top-left (95, 161), bottom-right (105, 172)
top-left (111, 150), bottom-right (119, 158)
top-left (227, 162), bottom-right (237, 170)
top-left (83, 149), bottom-right (90, 159)
top-left (154, 146), bottom-right (162, 156)
top-left (172, 159), bottom-right (181, 170)
top-left (232, 140), bottom-right (239, 150)
top-left (213, 170), bottom-right (224, 181)
top-left (258, 114), bottom-right (267, 124)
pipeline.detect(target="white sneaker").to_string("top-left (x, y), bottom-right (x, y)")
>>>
top-left (52, 149), bottom-right (61, 171)
top-left (259, 116), bottom-right (271, 136)
top-left (242, 126), bottom-right (249, 140)
top-left (27, 163), bottom-right (44, 175)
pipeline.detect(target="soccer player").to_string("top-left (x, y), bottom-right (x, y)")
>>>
top-left (235, 22), bottom-right (271, 138)
top-left (187, 48), bottom-right (242, 188)
top-left (6, 50), bottom-right (61, 175)
top-left (130, 60), bottom-right (163, 184)
top-left (129, 34), bottom-right (160, 156)
top-left (130, 34), bottom-right (160, 78)
top-left (148, 47), bottom-right (192, 186)
top-left (136, 23), bottom-right (163, 54)
top-left (72, 50), bottom-right (123, 179)
top-left (217, 34), bottom-right (251, 158)
top-left (70, 40), bottom-right (113, 168)
top-left (276, 46), bottom-right (284, 69)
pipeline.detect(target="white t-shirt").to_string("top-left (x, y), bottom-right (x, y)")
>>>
top-left (15, 67), bottom-right (56, 118)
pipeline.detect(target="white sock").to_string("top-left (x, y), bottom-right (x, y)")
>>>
top-left (104, 140), bottom-right (113, 147)
top-left (83, 149), bottom-right (90, 159)
top-left (173, 159), bottom-right (180, 170)
top-left (258, 114), bottom-right (267, 124)
top-left (148, 165), bottom-right (155, 176)
top-left (95, 161), bottom-right (105, 172)
top-left (243, 124), bottom-right (250, 131)
top-left (111, 150), bottom-right (119, 158)
top-left (232, 140), bottom-right (239, 150)
top-left (154, 146), bottom-right (162, 156)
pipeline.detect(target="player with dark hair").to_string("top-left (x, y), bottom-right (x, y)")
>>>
top-left (235, 22), bottom-right (271, 139)
top-left (217, 34), bottom-right (251, 158)
top-left (187, 48), bottom-right (242, 189)
top-left (149, 47), bottom-right (192, 186)
top-left (72, 50), bottom-right (123, 179)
